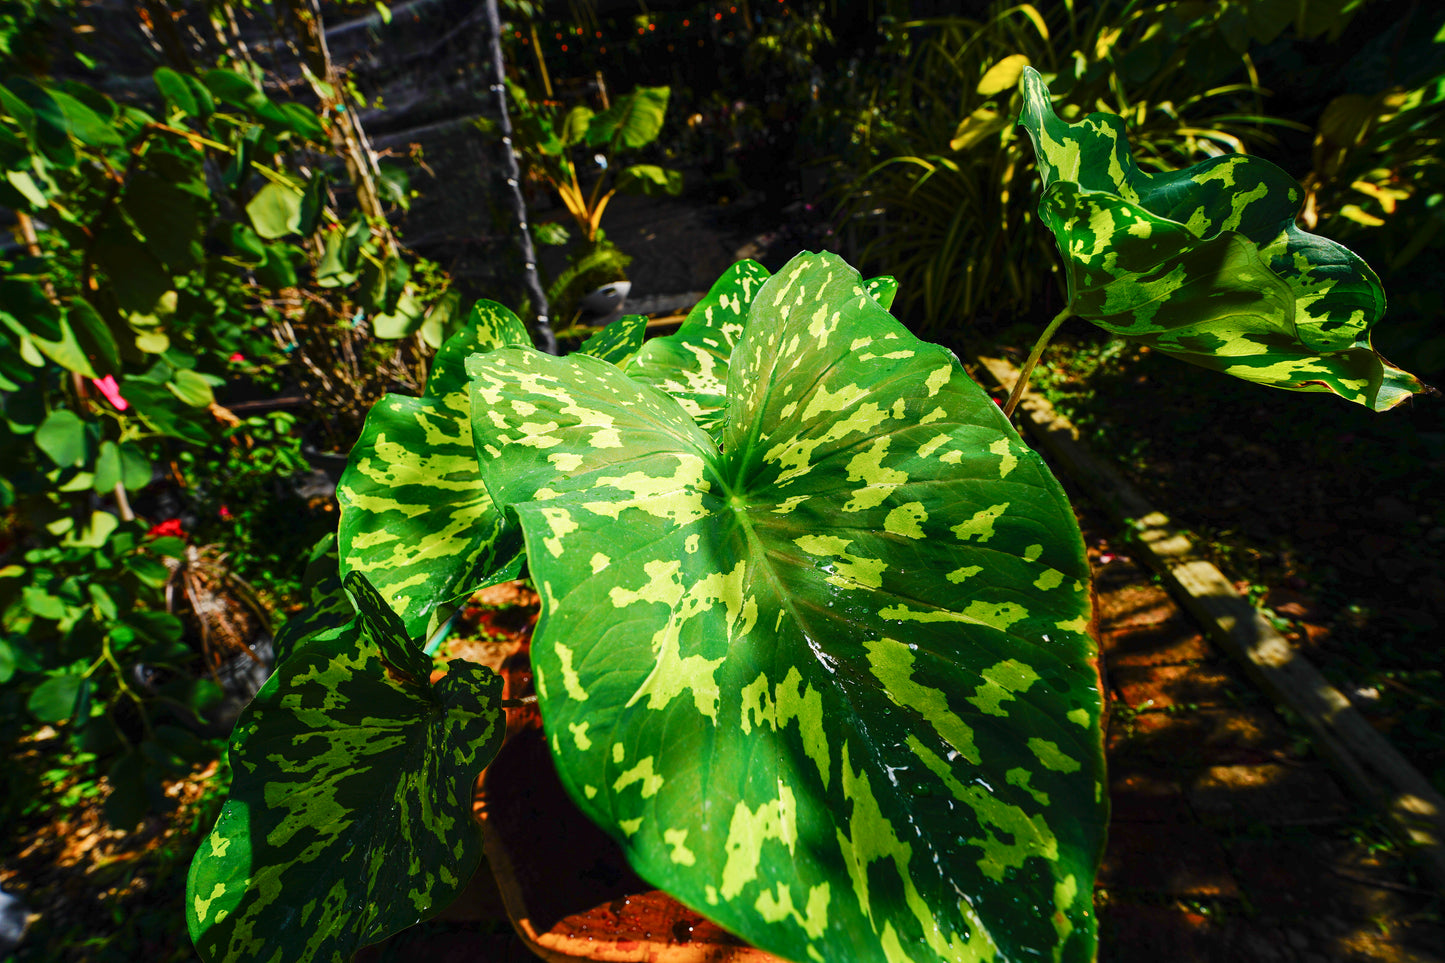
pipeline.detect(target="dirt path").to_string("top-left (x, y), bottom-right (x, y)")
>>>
top-left (1078, 493), bottom-right (1444, 962)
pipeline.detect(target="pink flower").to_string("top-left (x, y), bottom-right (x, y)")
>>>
top-left (229, 352), bottom-right (246, 363)
top-left (91, 375), bottom-right (128, 411)
top-left (219, 505), bottom-right (234, 521)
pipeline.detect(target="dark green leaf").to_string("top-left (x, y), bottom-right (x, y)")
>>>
top-left (36, 409), bottom-right (90, 468)
top-left (154, 67), bottom-right (198, 117)
top-left (470, 251), bottom-right (1104, 963)
top-left (203, 69), bottom-right (261, 108)
top-left (92, 225), bottom-right (170, 314)
top-left (123, 170), bottom-right (203, 274)
top-left (418, 289), bottom-right (462, 351)
top-left (586, 85), bottom-right (670, 150)
top-left (246, 180), bottom-right (303, 239)
top-left (105, 750), bottom-right (155, 829)
top-left (167, 368), bottom-right (215, 408)
top-left (28, 673), bottom-right (85, 723)
top-left (253, 243), bottom-right (300, 290)
top-left (272, 535), bottom-right (354, 666)
top-left (125, 556), bottom-right (169, 589)
top-left (67, 298), bottom-right (120, 377)
top-left (298, 169), bottom-right (329, 235)
top-left (224, 222), bottom-right (267, 263)
top-left (615, 164), bottom-right (683, 196)
top-left (126, 382), bottom-right (212, 444)
top-left (182, 74), bottom-right (215, 120)
top-left (49, 87), bottom-right (122, 148)
top-left (0, 640), bottom-right (15, 684)
top-left (186, 578), bottom-right (505, 963)
top-left (577, 313), bottom-right (646, 365)
top-left (145, 537), bottom-right (187, 559)
top-left (7, 78), bottom-right (75, 167)
top-left (279, 101), bottom-right (328, 143)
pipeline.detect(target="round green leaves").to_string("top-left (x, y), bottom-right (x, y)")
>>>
top-left (469, 252), bottom-right (1106, 963)
top-left (1017, 66), bottom-right (1426, 411)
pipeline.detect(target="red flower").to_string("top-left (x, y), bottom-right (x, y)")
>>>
top-left (148, 518), bottom-right (185, 539)
top-left (219, 505), bottom-right (234, 521)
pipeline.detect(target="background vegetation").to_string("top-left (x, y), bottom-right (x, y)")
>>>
top-left (1, 0), bottom-right (1441, 959)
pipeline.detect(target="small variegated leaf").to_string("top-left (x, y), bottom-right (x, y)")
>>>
top-left (344, 571), bottom-right (431, 682)
top-left (271, 533), bottom-right (353, 665)
top-left (1017, 67), bottom-right (1425, 411)
top-left (186, 573), bottom-right (504, 963)
top-left (425, 300), bottom-right (533, 399)
top-left (576, 312), bottom-right (647, 365)
top-left (469, 251), bottom-right (1104, 963)
top-left (621, 259), bottom-right (771, 438)
top-left (338, 303), bottom-right (530, 637)
top-left (864, 274), bottom-right (899, 310)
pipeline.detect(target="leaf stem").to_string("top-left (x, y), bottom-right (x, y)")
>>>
top-left (1002, 306), bottom-right (1073, 418)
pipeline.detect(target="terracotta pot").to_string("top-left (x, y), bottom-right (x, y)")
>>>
top-left (477, 718), bottom-right (784, 962)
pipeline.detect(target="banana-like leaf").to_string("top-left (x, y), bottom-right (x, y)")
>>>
top-left (586, 85), bottom-right (670, 151)
top-left (187, 573), bottom-right (504, 963)
top-left (621, 259), bottom-right (771, 438)
top-left (469, 252), bottom-right (1105, 963)
top-left (338, 301), bottom-right (529, 638)
top-left (1017, 67), bottom-right (1425, 411)
top-left (577, 313), bottom-right (647, 366)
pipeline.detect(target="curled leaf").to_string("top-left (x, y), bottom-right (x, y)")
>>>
top-left (1017, 67), bottom-right (1425, 411)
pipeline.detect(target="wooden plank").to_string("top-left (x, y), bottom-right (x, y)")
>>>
top-left (975, 354), bottom-right (1445, 892)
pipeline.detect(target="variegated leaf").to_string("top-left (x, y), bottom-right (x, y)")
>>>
top-left (1018, 67), bottom-right (1425, 411)
top-left (424, 299), bottom-right (533, 399)
top-left (864, 274), bottom-right (899, 310)
top-left (338, 301), bottom-right (529, 638)
top-left (187, 572), bottom-right (504, 963)
top-left (621, 258), bottom-right (771, 438)
top-left (577, 312), bottom-right (647, 365)
top-left (469, 251), bottom-right (1105, 963)
top-left (271, 533), bottom-right (352, 665)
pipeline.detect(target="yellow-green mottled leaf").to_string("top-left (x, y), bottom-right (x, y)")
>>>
top-left (576, 313), bottom-right (646, 365)
top-left (186, 573), bottom-right (504, 963)
top-left (1018, 67), bottom-right (1425, 411)
top-left (338, 303), bottom-right (529, 638)
top-left (271, 534), bottom-right (353, 665)
top-left (621, 259), bottom-right (770, 439)
top-left (470, 251), bottom-right (1105, 963)
top-left (864, 275), bottom-right (899, 311)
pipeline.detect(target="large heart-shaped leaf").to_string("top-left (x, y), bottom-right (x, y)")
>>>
top-left (1017, 67), bottom-right (1425, 411)
top-left (621, 259), bottom-right (771, 438)
top-left (469, 251), bottom-right (1105, 963)
top-left (338, 302), bottom-right (529, 638)
top-left (187, 573), bottom-right (504, 963)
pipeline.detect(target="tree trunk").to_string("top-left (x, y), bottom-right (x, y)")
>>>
top-left (483, 0), bottom-right (557, 354)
